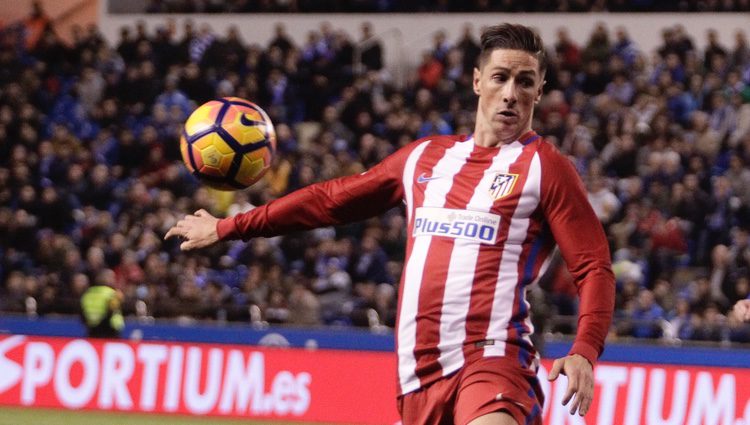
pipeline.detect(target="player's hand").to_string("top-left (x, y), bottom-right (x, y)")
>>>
top-left (734, 299), bottom-right (750, 322)
top-left (164, 209), bottom-right (220, 251)
top-left (548, 354), bottom-right (594, 417)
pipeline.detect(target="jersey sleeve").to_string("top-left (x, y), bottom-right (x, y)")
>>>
top-left (216, 143), bottom-right (415, 241)
top-left (538, 143), bottom-right (615, 365)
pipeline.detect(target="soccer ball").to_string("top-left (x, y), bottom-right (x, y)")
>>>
top-left (180, 97), bottom-right (276, 190)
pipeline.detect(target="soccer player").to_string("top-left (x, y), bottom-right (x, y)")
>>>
top-left (166, 23), bottom-right (615, 425)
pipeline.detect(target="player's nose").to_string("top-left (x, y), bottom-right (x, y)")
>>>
top-left (501, 80), bottom-right (518, 104)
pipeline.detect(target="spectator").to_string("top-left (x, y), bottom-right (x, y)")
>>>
top-left (80, 269), bottom-right (125, 338)
top-left (417, 51), bottom-right (443, 89)
top-left (430, 30), bottom-right (452, 63)
top-left (264, 289), bottom-right (290, 324)
top-left (179, 62), bottom-right (213, 104)
top-left (605, 71), bottom-right (635, 105)
top-left (666, 295), bottom-right (697, 340)
top-left (190, 23), bottom-right (215, 64)
top-left (353, 234), bottom-right (393, 284)
top-left (587, 175), bottom-right (621, 224)
top-left (155, 74), bottom-right (191, 117)
top-left (359, 22), bottom-right (383, 71)
top-left (22, 1), bottom-right (51, 50)
top-left (704, 29), bottom-right (728, 70)
top-left (693, 303), bottom-right (726, 341)
top-left (554, 28), bottom-right (581, 73)
top-left (456, 23), bottom-right (480, 72)
top-left (287, 280), bottom-right (321, 325)
top-left (313, 257), bottom-right (352, 325)
top-left (581, 22), bottom-right (611, 64)
top-left (268, 22), bottom-right (294, 55)
top-left (730, 30), bottom-right (750, 69)
top-left (578, 59), bottom-right (610, 95)
top-left (628, 289), bottom-right (666, 339)
top-left (611, 26), bottom-right (639, 67)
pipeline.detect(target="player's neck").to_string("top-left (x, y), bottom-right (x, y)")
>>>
top-left (472, 123), bottom-right (532, 148)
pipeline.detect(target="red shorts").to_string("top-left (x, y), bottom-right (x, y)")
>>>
top-left (397, 357), bottom-right (543, 425)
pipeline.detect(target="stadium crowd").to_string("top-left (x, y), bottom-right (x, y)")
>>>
top-left (139, 0), bottom-right (750, 13)
top-left (1, 3), bottom-right (750, 345)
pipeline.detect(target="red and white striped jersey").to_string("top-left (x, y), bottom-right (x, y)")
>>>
top-left (218, 131), bottom-right (615, 396)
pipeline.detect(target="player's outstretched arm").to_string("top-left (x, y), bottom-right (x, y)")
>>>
top-left (734, 299), bottom-right (750, 322)
top-left (164, 209), bottom-right (220, 251)
top-left (548, 353), bottom-right (594, 417)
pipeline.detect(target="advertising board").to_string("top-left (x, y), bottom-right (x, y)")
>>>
top-left (1, 335), bottom-right (749, 424)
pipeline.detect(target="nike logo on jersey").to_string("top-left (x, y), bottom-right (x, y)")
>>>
top-left (417, 173), bottom-right (441, 183)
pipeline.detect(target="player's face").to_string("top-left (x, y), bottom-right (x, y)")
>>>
top-left (473, 49), bottom-right (544, 145)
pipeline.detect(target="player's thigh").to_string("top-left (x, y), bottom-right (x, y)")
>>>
top-left (454, 357), bottom-right (542, 425)
top-left (398, 373), bottom-right (460, 425)
top-left (467, 411), bottom-right (518, 425)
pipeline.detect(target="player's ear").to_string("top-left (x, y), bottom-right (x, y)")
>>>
top-left (535, 80), bottom-right (545, 103)
top-left (473, 67), bottom-right (481, 95)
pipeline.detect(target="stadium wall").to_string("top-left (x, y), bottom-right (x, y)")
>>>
top-left (98, 7), bottom-right (749, 86)
top-left (1, 318), bottom-right (750, 424)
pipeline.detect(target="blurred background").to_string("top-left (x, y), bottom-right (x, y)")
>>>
top-left (0, 0), bottom-right (749, 424)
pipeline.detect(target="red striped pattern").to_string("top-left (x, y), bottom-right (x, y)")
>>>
top-left (396, 133), bottom-right (563, 395)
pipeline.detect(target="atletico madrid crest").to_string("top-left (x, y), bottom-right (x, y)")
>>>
top-left (489, 172), bottom-right (519, 200)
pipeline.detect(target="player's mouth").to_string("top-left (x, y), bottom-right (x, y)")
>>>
top-left (496, 110), bottom-right (518, 123)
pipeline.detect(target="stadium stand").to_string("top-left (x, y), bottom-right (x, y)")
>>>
top-left (1, 1), bottom-right (750, 345)
top-left (136, 0), bottom-right (750, 13)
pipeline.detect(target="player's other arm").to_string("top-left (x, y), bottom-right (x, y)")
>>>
top-left (539, 143), bottom-right (615, 416)
top-left (539, 144), bottom-right (615, 362)
top-left (166, 145), bottom-right (410, 250)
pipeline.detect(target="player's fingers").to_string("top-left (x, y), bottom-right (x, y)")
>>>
top-left (168, 217), bottom-right (192, 234)
top-left (576, 377), bottom-right (592, 416)
top-left (562, 370), bottom-right (579, 406)
top-left (570, 380), bottom-right (590, 416)
top-left (194, 209), bottom-right (209, 217)
top-left (175, 217), bottom-right (192, 227)
top-left (569, 392), bottom-right (581, 415)
top-left (548, 358), bottom-right (564, 381)
top-left (180, 240), bottom-right (196, 251)
top-left (164, 225), bottom-right (184, 240)
top-left (579, 392), bottom-right (592, 416)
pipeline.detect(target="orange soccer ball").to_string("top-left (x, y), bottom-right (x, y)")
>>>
top-left (180, 97), bottom-right (276, 190)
